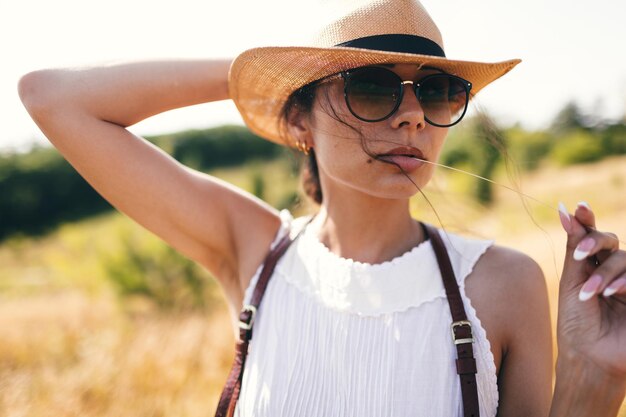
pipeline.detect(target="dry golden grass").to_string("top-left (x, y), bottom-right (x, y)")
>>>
top-left (0, 291), bottom-right (235, 416)
top-left (1, 155), bottom-right (625, 415)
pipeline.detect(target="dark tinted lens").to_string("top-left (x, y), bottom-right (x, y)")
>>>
top-left (345, 67), bottom-right (401, 121)
top-left (418, 74), bottom-right (469, 126)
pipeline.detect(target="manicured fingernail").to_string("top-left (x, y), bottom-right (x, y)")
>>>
top-left (558, 202), bottom-right (571, 233)
top-left (603, 276), bottom-right (626, 297)
top-left (579, 274), bottom-right (602, 301)
top-left (577, 201), bottom-right (591, 210)
top-left (573, 237), bottom-right (595, 261)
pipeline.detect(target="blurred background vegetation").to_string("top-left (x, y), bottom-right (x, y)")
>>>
top-left (2, 101), bottom-right (625, 243)
top-left (1, 100), bottom-right (625, 416)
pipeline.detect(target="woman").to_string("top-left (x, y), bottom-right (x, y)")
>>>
top-left (18, 0), bottom-right (625, 415)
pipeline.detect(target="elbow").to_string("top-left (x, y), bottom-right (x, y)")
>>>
top-left (18, 70), bottom-right (58, 115)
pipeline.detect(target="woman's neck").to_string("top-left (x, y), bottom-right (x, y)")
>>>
top-left (313, 198), bottom-right (425, 265)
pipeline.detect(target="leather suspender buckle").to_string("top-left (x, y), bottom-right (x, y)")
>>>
top-left (238, 304), bottom-right (258, 330)
top-left (451, 320), bottom-right (474, 345)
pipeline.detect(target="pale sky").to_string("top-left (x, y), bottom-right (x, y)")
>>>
top-left (2, 0), bottom-right (625, 153)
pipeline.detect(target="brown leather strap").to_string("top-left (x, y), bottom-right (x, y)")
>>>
top-left (215, 215), bottom-right (315, 417)
top-left (422, 223), bottom-right (480, 417)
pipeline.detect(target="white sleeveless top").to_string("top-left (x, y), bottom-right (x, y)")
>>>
top-left (234, 210), bottom-right (499, 417)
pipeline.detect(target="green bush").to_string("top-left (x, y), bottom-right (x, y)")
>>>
top-left (251, 170), bottom-right (266, 200)
top-left (550, 130), bottom-right (604, 166)
top-left (0, 147), bottom-right (113, 240)
top-left (600, 123), bottom-right (626, 156)
top-left (162, 125), bottom-right (282, 169)
top-left (441, 114), bottom-right (504, 204)
top-left (100, 227), bottom-right (220, 312)
top-left (506, 128), bottom-right (553, 171)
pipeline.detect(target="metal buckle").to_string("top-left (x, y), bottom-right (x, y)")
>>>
top-left (238, 304), bottom-right (257, 330)
top-left (451, 320), bottom-right (474, 345)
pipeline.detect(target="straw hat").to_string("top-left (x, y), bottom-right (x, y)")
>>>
top-left (229, 0), bottom-right (521, 147)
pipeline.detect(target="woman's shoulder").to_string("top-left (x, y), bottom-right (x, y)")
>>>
top-left (432, 228), bottom-right (544, 301)
top-left (477, 243), bottom-right (544, 282)
top-left (467, 241), bottom-right (549, 354)
top-left (467, 239), bottom-right (546, 307)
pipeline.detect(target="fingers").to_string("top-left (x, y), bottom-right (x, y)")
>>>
top-left (573, 201), bottom-right (596, 231)
top-left (558, 201), bottom-right (624, 300)
top-left (572, 230), bottom-right (619, 262)
top-left (559, 202), bottom-right (592, 251)
top-left (579, 252), bottom-right (626, 300)
top-left (602, 275), bottom-right (626, 297)
top-left (573, 229), bottom-right (623, 300)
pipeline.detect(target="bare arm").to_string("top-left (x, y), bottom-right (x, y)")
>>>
top-left (473, 246), bottom-right (553, 417)
top-left (486, 245), bottom-right (625, 417)
top-left (493, 207), bottom-right (626, 416)
top-left (17, 59), bottom-right (282, 309)
top-left (19, 59), bottom-right (232, 127)
top-left (549, 357), bottom-right (625, 417)
top-left (497, 252), bottom-right (553, 416)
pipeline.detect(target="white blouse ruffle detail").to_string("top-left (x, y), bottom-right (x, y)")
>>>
top-left (235, 209), bottom-right (498, 417)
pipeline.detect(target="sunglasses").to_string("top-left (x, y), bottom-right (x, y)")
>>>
top-left (331, 66), bottom-right (472, 127)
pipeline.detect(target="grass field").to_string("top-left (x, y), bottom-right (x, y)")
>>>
top-left (1, 155), bottom-right (625, 416)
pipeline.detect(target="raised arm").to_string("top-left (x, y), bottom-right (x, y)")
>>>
top-left (17, 59), bottom-right (283, 312)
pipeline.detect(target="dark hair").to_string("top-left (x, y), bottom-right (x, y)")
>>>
top-left (279, 78), bottom-right (390, 205)
top-left (279, 82), bottom-right (324, 204)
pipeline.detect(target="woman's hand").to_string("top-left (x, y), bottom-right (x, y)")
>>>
top-left (548, 202), bottom-right (626, 417)
top-left (556, 201), bottom-right (626, 378)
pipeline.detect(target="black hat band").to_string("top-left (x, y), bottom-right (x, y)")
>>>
top-left (335, 34), bottom-right (446, 57)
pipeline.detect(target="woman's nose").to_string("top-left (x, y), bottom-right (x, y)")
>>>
top-left (390, 81), bottom-right (426, 130)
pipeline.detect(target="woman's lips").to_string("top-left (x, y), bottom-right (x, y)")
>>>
top-left (377, 146), bottom-right (427, 172)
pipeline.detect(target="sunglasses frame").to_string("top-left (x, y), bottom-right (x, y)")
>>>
top-left (340, 66), bottom-right (473, 127)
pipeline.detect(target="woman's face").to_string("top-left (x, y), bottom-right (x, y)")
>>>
top-left (294, 63), bottom-right (451, 200)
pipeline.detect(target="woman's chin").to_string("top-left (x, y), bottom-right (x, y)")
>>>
top-left (359, 181), bottom-right (427, 200)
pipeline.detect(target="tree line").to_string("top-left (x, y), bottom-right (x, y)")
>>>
top-left (1, 102), bottom-right (624, 242)
top-left (0, 125), bottom-right (285, 241)
top-left (442, 102), bottom-right (626, 203)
